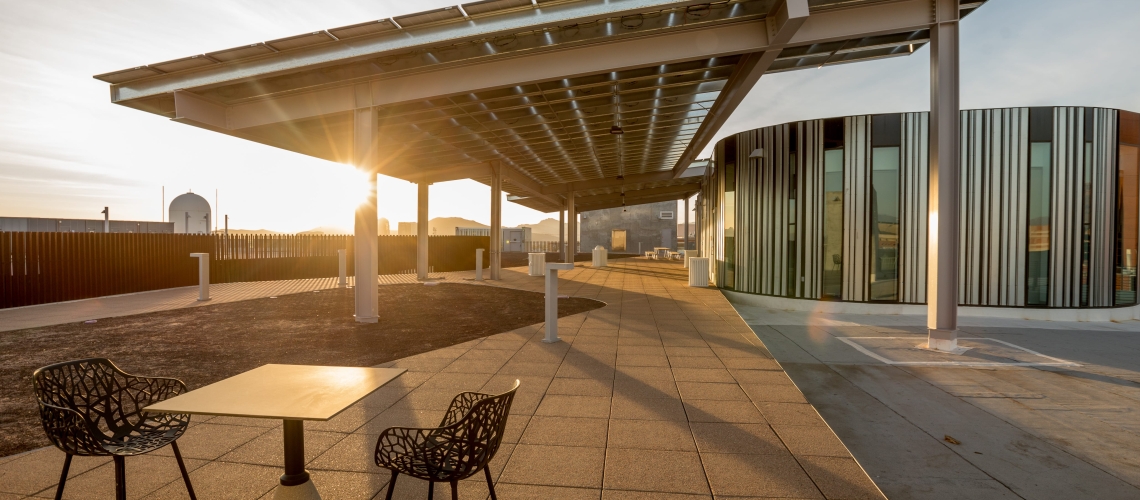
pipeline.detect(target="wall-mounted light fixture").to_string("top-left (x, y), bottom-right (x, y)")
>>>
top-left (749, 148), bottom-right (766, 159)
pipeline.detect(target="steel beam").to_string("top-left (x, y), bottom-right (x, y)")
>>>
top-left (578, 190), bottom-right (697, 213)
top-left (672, 0), bottom-right (809, 178)
top-left (573, 183), bottom-right (700, 207)
top-left (927, 0), bottom-right (961, 352)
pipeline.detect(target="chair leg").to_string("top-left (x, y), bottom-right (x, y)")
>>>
top-left (54, 454), bottom-right (72, 500)
top-left (113, 455), bottom-right (126, 500)
top-left (171, 441), bottom-right (197, 500)
top-left (427, 481), bottom-right (434, 500)
top-left (484, 467), bottom-right (498, 500)
top-left (450, 480), bottom-right (458, 500)
top-left (384, 471), bottom-right (398, 500)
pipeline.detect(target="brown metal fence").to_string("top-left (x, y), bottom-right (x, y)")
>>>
top-left (0, 232), bottom-right (489, 309)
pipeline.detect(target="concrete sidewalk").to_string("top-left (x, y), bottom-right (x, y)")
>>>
top-left (730, 299), bottom-right (1140, 499)
top-left (0, 272), bottom-right (477, 333)
top-left (0, 259), bottom-right (884, 499)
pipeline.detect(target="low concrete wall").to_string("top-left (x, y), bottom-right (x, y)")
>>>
top-left (722, 290), bottom-right (1140, 322)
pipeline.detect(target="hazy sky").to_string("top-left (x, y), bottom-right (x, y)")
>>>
top-left (0, 0), bottom-right (1137, 232)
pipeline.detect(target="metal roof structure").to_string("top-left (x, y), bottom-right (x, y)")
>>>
top-left (96, 0), bottom-right (988, 213)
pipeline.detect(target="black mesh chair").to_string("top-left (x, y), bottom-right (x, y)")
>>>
top-left (32, 358), bottom-right (196, 500)
top-left (374, 380), bottom-right (519, 500)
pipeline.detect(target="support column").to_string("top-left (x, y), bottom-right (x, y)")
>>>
top-left (559, 206), bottom-right (566, 262)
top-left (927, 0), bottom-right (961, 352)
top-left (684, 196), bottom-right (690, 250)
top-left (353, 85), bottom-right (378, 323)
top-left (417, 182), bottom-right (430, 280)
top-left (490, 162), bottom-right (502, 280)
top-left (567, 191), bottom-right (577, 262)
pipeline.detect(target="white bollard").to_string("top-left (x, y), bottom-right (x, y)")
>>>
top-left (592, 245), bottom-right (607, 268)
top-left (337, 249), bottom-right (347, 288)
top-left (528, 252), bottom-right (546, 276)
top-left (190, 253), bottom-right (210, 301)
top-left (475, 248), bottom-right (484, 281)
top-left (544, 262), bottom-right (575, 343)
top-left (688, 257), bottom-right (710, 287)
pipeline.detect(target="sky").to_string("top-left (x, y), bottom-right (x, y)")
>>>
top-left (0, 0), bottom-right (1137, 233)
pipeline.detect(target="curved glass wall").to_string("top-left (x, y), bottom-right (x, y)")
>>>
top-left (703, 106), bottom-right (1137, 309)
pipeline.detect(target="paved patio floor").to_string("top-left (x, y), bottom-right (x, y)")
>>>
top-left (0, 258), bottom-right (883, 499)
top-left (731, 298), bottom-right (1140, 499)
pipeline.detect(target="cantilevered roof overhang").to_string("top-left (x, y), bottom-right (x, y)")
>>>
top-left (96, 0), bottom-right (988, 213)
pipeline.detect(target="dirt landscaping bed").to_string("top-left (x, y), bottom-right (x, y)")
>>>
top-left (0, 283), bottom-right (604, 458)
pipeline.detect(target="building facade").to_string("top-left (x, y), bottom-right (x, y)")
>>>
top-left (698, 106), bottom-right (1140, 311)
top-left (582, 201), bottom-right (677, 254)
top-left (0, 217), bottom-right (172, 233)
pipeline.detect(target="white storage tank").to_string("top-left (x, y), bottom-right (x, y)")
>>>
top-left (169, 191), bottom-right (212, 234)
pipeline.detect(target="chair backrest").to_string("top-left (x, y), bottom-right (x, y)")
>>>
top-left (441, 381), bottom-right (519, 478)
top-left (33, 358), bottom-right (144, 441)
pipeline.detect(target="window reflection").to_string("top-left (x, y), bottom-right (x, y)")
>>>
top-left (1027, 108), bottom-right (1052, 306)
top-left (1117, 111), bottom-right (1140, 305)
top-left (870, 114), bottom-right (901, 301)
top-left (723, 137), bottom-right (736, 290)
top-left (822, 119), bottom-right (845, 299)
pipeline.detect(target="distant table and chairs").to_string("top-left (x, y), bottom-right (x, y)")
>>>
top-left (34, 359), bottom-right (518, 500)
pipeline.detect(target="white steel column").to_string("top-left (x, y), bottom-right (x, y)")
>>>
top-left (353, 84), bottom-right (378, 323)
top-left (559, 206), bottom-right (566, 262)
top-left (927, 0), bottom-right (961, 352)
top-left (490, 161), bottom-right (502, 280)
top-left (684, 196), bottom-right (690, 250)
top-left (567, 191), bottom-right (577, 261)
top-left (417, 182), bottom-right (430, 280)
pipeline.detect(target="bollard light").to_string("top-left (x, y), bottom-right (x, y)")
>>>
top-left (543, 262), bottom-right (575, 343)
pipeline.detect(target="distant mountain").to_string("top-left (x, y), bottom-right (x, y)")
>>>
top-left (299, 226), bottom-right (351, 235)
top-left (226, 229), bottom-right (279, 235)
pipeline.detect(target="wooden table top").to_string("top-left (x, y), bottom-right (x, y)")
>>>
top-left (144, 364), bottom-right (405, 421)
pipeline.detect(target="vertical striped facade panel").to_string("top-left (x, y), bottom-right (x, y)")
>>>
top-left (842, 116), bottom-right (871, 301)
top-left (1050, 108), bottom-right (1083, 307)
top-left (899, 112), bottom-right (928, 304)
top-left (801, 120), bottom-right (824, 299)
top-left (1089, 109), bottom-right (1118, 306)
top-left (733, 125), bottom-right (797, 295)
top-left (957, 108), bottom-right (1028, 306)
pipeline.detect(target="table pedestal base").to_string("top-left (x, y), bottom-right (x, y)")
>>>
top-left (273, 479), bottom-right (320, 500)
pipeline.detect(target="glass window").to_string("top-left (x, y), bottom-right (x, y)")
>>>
top-left (822, 148), bottom-right (844, 299)
top-left (1027, 142), bottom-right (1052, 305)
top-left (1081, 108), bottom-right (1094, 307)
top-left (787, 149), bottom-right (799, 297)
top-left (723, 138), bottom-right (736, 290)
top-left (1117, 144), bottom-right (1140, 306)
top-left (870, 147), bottom-right (900, 301)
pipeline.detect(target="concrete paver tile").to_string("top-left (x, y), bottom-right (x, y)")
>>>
top-left (720, 356), bottom-right (782, 371)
top-left (701, 452), bottom-right (822, 499)
top-left (673, 368), bottom-right (736, 383)
top-left (534, 395), bottom-right (612, 419)
top-left (0, 450), bottom-right (106, 496)
top-left (418, 372), bottom-right (493, 392)
top-left (221, 429), bottom-right (345, 467)
top-left (677, 382), bottom-right (750, 401)
top-left (305, 406), bottom-right (383, 433)
top-left (603, 449), bottom-right (710, 495)
top-left (304, 469), bottom-right (389, 500)
top-left (609, 395), bottom-right (688, 421)
top-left (754, 403), bottom-right (827, 427)
top-left (607, 419), bottom-right (696, 451)
top-left (29, 455), bottom-right (207, 500)
top-left (683, 399), bottom-right (767, 424)
top-left (773, 426), bottom-right (852, 458)
top-left (499, 444), bottom-right (605, 488)
top-left (669, 357), bottom-right (728, 369)
top-left (601, 491), bottom-right (710, 500)
top-left (163, 423), bottom-right (272, 461)
top-left (666, 347), bottom-right (718, 357)
top-left (797, 456), bottom-right (885, 500)
top-left (359, 408), bottom-right (445, 435)
top-left (616, 354), bottom-right (671, 367)
top-left (308, 433), bottom-right (379, 473)
top-left (740, 383), bottom-right (808, 404)
top-left (493, 483), bottom-right (601, 499)
top-left (689, 422), bottom-right (787, 455)
top-left (500, 361), bottom-right (561, 377)
top-left (547, 377), bottom-right (614, 397)
top-left (143, 461), bottom-right (279, 500)
top-left (520, 416), bottom-right (608, 448)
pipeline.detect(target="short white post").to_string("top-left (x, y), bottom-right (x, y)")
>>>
top-left (190, 253), bottom-right (210, 300)
top-left (475, 248), bottom-right (484, 281)
top-left (337, 249), bottom-right (347, 288)
top-left (544, 262), bottom-right (575, 343)
top-left (528, 252), bottom-right (546, 276)
top-left (592, 245), bottom-right (607, 268)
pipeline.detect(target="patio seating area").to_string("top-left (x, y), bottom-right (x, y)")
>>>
top-left (0, 258), bottom-right (882, 499)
